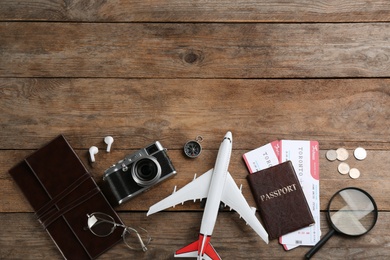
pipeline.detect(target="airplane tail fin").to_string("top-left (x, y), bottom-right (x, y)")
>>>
top-left (174, 234), bottom-right (221, 260)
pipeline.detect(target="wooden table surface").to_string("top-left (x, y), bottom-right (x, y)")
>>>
top-left (1, 1), bottom-right (389, 259)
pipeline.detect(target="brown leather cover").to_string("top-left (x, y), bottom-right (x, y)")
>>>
top-left (9, 135), bottom-right (123, 259)
top-left (247, 161), bottom-right (314, 240)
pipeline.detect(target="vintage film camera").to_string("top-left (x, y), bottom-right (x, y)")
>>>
top-left (103, 141), bottom-right (176, 205)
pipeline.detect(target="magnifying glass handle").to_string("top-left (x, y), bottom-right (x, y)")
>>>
top-left (305, 229), bottom-right (335, 259)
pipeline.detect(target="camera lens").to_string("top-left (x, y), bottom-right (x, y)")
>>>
top-left (137, 159), bottom-right (157, 179)
top-left (131, 157), bottom-right (161, 187)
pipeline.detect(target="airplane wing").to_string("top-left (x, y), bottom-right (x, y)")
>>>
top-left (147, 168), bottom-right (214, 216)
top-left (220, 172), bottom-right (269, 244)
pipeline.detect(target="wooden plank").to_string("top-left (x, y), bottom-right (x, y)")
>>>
top-left (0, 212), bottom-right (388, 259)
top-left (2, 149), bottom-right (389, 212)
top-left (1, 78), bottom-right (390, 149)
top-left (2, 23), bottom-right (390, 78)
top-left (1, 0), bottom-right (390, 22)
top-left (1, 1), bottom-right (388, 259)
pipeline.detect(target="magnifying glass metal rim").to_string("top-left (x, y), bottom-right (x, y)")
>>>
top-left (327, 187), bottom-right (378, 236)
top-left (305, 187), bottom-right (378, 259)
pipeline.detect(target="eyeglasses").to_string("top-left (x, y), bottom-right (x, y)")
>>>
top-left (86, 212), bottom-right (151, 252)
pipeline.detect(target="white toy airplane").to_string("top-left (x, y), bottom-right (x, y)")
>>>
top-left (147, 131), bottom-right (269, 260)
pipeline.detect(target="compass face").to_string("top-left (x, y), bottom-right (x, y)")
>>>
top-left (184, 140), bottom-right (202, 158)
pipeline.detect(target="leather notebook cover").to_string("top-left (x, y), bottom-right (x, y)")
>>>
top-left (247, 161), bottom-right (314, 240)
top-left (9, 135), bottom-right (123, 259)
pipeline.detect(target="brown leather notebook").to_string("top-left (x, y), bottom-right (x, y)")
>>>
top-left (247, 161), bottom-right (314, 240)
top-left (9, 135), bottom-right (123, 259)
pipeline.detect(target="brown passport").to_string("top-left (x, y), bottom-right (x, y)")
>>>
top-left (247, 161), bottom-right (314, 240)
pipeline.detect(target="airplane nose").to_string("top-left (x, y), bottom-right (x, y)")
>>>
top-left (224, 131), bottom-right (232, 143)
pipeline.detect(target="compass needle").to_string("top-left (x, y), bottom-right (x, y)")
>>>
top-left (184, 136), bottom-right (203, 158)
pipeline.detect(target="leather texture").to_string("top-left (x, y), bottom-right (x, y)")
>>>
top-left (247, 161), bottom-right (314, 240)
top-left (9, 135), bottom-right (123, 259)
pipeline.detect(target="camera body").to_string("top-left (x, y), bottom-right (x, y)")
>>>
top-left (102, 141), bottom-right (176, 205)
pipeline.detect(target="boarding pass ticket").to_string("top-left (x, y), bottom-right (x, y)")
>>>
top-left (243, 140), bottom-right (321, 250)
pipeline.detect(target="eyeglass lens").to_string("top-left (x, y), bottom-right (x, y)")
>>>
top-left (123, 226), bottom-right (151, 252)
top-left (87, 212), bottom-right (151, 251)
top-left (88, 213), bottom-right (116, 237)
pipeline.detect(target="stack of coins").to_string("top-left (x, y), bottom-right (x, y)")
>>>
top-left (326, 147), bottom-right (367, 179)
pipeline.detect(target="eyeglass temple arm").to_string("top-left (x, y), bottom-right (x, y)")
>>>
top-left (134, 229), bottom-right (148, 252)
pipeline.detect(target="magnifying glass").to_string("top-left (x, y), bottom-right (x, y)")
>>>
top-left (305, 187), bottom-right (378, 259)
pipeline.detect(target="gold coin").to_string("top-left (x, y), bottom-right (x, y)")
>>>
top-left (349, 168), bottom-right (361, 179)
top-left (338, 162), bottom-right (350, 175)
top-left (336, 148), bottom-right (349, 161)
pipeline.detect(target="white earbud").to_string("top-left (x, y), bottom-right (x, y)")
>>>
top-left (104, 136), bottom-right (114, 152)
top-left (89, 146), bottom-right (99, 162)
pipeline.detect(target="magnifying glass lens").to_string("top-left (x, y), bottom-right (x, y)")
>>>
top-left (329, 188), bottom-right (377, 236)
top-left (305, 188), bottom-right (377, 259)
